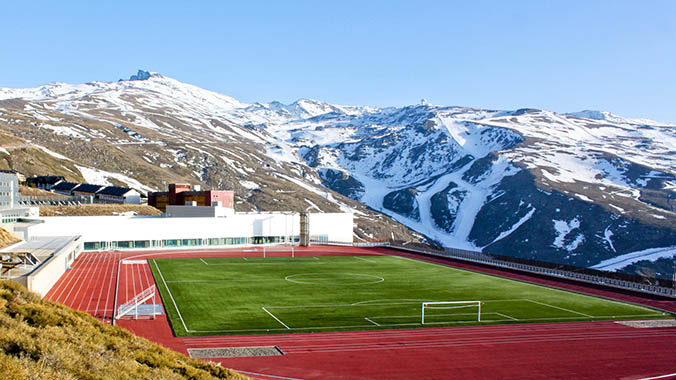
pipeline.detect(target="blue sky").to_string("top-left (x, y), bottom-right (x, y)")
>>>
top-left (1, 1), bottom-right (674, 122)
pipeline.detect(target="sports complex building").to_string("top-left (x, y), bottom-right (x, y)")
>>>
top-left (1, 185), bottom-right (676, 379)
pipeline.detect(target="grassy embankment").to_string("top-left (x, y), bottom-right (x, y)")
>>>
top-left (0, 280), bottom-right (249, 380)
top-left (39, 204), bottom-right (163, 217)
top-left (0, 227), bottom-right (21, 249)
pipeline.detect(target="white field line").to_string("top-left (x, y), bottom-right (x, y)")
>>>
top-left (266, 300), bottom-right (423, 309)
top-left (179, 313), bottom-right (666, 334)
top-left (525, 299), bottom-right (594, 318)
top-left (636, 373), bottom-right (676, 380)
top-left (199, 258), bottom-right (209, 265)
top-left (152, 259), bottom-right (191, 333)
top-left (189, 261), bottom-right (326, 266)
top-left (262, 307), bottom-right (290, 329)
top-left (364, 317), bottom-right (381, 326)
top-left (181, 322), bottom-right (663, 344)
top-left (495, 312), bottom-right (519, 321)
top-left (166, 278), bottom-right (286, 283)
top-left (355, 256), bottom-right (377, 264)
top-left (392, 255), bottom-right (658, 313)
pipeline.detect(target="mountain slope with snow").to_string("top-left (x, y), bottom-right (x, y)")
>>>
top-left (1, 70), bottom-right (675, 278)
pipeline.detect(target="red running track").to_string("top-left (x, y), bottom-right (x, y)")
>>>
top-left (44, 246), bottom-right (676, 380)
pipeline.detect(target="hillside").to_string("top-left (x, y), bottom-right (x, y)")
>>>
top-left (0, 70), bottom-right (674, 277)
top-left (0, 280), bottom-right (248, 380)
top-left (0, 227), bottom-right (20, 249)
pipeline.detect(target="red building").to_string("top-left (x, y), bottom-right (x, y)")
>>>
top-left (148, 184), bottom-right (234, 212)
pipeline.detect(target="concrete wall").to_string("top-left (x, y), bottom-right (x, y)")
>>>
top-left (24, 237), bottom-right (83, 296)
top-left (309, 213), bottom-right (354, 242)
top-left (165, 205), bottom-right (235, 218)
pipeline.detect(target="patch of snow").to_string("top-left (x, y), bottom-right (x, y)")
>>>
top-left (240, 180), bottom-right (260, 190)
top-left (34, 145), bottom-right (72, 161)
top-left (553, 217), bottom-right (581, 250)
top-left (486, 207), bottom-right (536, 247)
top-left (591, 246), bottom-right (676, 271)
top-left (0, 148), bottom-right (9, 155)
top-left (604, 226), bottom-right (616, 252)
top-left (575, 193), bottom-right (593, 202)
top-left (39, 123), bottom-right (89, 140)
top-left (75, 165), bottom-right (155, 193)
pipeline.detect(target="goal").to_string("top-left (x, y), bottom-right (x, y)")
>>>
top-left (421, 301), bottom-right (482, 324)
top-left (263, 244), bottom-right (295, 258)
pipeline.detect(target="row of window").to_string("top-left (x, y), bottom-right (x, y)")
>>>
top-left (1, 216), bottom-right (18, 223)
top-left (83, 235), bottom-right (300, 251)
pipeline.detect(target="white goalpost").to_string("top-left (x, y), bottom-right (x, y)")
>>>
top-left (421, 301), bottom-right (482, 324)
top-left (262, 244), bottom-right (295, 258)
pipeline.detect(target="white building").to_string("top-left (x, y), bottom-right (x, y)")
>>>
top-left (96, 186), bottom-right (141, 204)
top-left (18, 212), bottom-right (353, 251)
top-left (0, 173), bottom-right (38, 225)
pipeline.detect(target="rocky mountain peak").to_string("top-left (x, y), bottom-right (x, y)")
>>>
top-left (126, 69), bottom-right (159, 81)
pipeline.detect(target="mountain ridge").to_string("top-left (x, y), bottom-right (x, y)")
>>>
top-left (1, 70), bottom-right (675, 279)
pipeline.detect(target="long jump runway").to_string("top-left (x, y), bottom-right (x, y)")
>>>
top-left (44, 247), bottom-right (676, 380)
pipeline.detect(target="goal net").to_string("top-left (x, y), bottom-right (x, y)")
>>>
top-left (262, 244), bottom-right (296, 258)
top-left (421, 301), bottom-right (482, 324)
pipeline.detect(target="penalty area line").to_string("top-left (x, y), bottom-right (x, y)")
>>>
top-left (262, 307), bottom-right (290, 329)
top-left (525, 299), bottom-right (593, 318)
top-left (355, 256), bottom-right (377, 264)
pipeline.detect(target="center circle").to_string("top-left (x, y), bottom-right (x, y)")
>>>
top-left (285, 272), bottom-right (384, 285)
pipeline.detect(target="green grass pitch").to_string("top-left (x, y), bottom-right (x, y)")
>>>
top-left (148, 255), bottom-right (672, 336)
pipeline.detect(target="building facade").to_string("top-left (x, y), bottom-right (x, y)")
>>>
top-left (19, 212), bottom-right (353, 251)
top-left (0, 173), bottom-right (37, 225)
top-left (148, 183), bottom-right (234, 212)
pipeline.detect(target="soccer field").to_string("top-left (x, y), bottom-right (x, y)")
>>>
top-left (149, 255), bottom-right (671, 336)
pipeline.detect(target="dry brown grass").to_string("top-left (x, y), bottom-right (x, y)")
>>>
top-left (0, 227), bottom-right (20, 249)
top-left (40, 204), bottom-right (163, 217)
top-left (18, 186), bottom-right (63, 197)
top-left (0, 280), bottom-right (249, 380)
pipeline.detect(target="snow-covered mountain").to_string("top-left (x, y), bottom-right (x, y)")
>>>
top-left (1, 70), bottom-right (675, 278)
